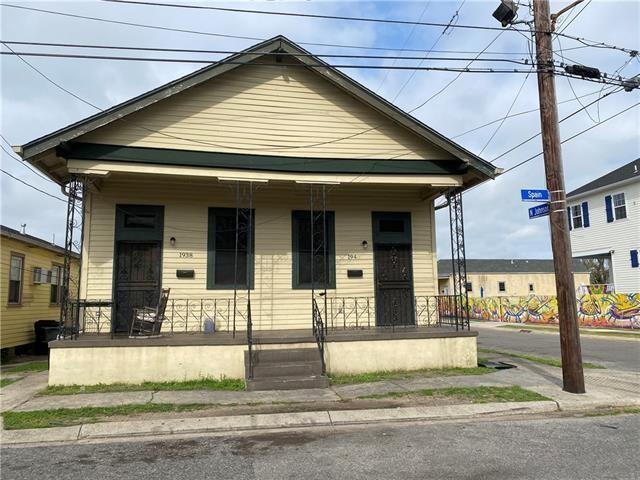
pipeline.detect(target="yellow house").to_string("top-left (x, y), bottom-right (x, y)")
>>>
top-left (1, 225), bottom-right (79, 352)
top-left (437, 259), bottom-right (591, 297)
top-left (15, 36), bottom-right (498, 388)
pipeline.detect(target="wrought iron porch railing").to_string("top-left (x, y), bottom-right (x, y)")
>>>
top-left (312, 296), bottom-right (327, 375)
top-left (60, 294), bottom-right (469, 340)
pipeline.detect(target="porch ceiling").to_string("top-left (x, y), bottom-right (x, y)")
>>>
top-left (67, 158), bottom-right (464, 187)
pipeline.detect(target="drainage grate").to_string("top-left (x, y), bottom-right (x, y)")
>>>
top-left (478, 361), bottom-right (517, 370)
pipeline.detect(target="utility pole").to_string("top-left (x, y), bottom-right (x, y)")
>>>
top-left (533, 0), bottom-right (585, 393)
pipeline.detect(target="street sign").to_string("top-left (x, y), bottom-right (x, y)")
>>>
top-left (528, 203), bottom-right (550, 219)
top-left (521, 189), bottom-right (550, 202)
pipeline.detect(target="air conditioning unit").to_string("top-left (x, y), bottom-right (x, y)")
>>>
top-left (32, 268), bottom-right (51, 284)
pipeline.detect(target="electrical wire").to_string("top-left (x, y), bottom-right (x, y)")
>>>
top-left (390, 0), bottom-right (465, 102)
top-left (0, 168), bottom-right (67, 202)
top-left (478, 68), bottom-right (533, 155)
top-left (99, 0), bottom-right (639, 56)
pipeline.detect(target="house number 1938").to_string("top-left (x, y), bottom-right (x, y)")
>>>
top-left (347, 253), bottom-right (358, 260)
top-left (178, 252), bottom-right (194, 258)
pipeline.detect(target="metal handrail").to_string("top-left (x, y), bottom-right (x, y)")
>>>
top-left (246, 298), bottom-right (254, 379)
top-left (312, 297), bottom-right (326, 375)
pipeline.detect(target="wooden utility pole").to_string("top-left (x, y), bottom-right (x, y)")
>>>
top-left (533, 0), bottom-right (585, 393)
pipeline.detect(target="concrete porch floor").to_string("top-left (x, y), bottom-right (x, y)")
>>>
top-left (50, 326), bottom-right (477, 348)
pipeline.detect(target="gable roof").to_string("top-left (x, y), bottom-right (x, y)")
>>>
top-left (567, 159), bottom-right (640, 198)
top-left (1, 225), bottom-right (79, 258)
top-left (437, 259), bottom-right (588, 277)
top-left (15, 35), bottom-right (497, 184)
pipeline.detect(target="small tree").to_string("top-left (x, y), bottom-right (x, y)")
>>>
top-left (582, 258), bottom-right (609, 284)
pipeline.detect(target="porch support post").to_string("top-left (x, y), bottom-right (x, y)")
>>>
top-left (447, 189), bottom-right (470, 331)
top-left (60, 176), bottom-right (84, 339)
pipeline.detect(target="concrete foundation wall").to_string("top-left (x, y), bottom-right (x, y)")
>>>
top-left (48, 336), bottom-right (477, 386)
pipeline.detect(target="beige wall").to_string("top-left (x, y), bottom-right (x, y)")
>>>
top-left (81, 57), bottom-right (456, 161)
top-left (82, 176), bottom-right (438, 330)
top-left (48, 336), bottom-right (477, 386)
top-left (0, 236), bottom-right (78, 349)
top-left (439, 272), bottom-right (591, 297)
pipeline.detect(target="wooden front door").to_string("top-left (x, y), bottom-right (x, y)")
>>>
top-left (113, 205), bottom-right (164, 334)
top-left (372, 213), bottom-right (415, 327)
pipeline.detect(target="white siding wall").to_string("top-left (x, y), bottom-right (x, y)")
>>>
top-left (569, 179), bottom-right (640, 293)
top-left (84, 176), bottom-right (437, 330)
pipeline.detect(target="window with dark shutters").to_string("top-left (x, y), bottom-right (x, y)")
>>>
top-left (631, 250), bottom-right (639, 268)
top-left (581, 202), bottom-right (590, 227)
top-left (292, 210), bottom-right (336, 289)
top-left (604, 195), bottom-right (614, 223)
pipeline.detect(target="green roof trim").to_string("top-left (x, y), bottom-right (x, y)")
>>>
top-left (59, 142), bottom-right (468, 175)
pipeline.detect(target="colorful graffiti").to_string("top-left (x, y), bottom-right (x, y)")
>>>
top-left (468, 294), bottom-right (640, 329)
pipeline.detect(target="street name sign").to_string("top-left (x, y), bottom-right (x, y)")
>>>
top-left (528, 203), bottom-right (550, 219)
top-left (521, 189), bottom-right (550, 202)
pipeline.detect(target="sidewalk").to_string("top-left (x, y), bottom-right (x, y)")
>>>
top-left (2, 354), bottom-right (639, 446)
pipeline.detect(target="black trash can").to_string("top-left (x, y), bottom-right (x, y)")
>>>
top-left (34, 320), bottom-right (60, 355)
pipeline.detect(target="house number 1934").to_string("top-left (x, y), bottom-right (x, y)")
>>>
top-left (178, 252), bottom-right (194, 258)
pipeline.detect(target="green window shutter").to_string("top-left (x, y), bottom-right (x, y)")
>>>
top-left (207, 208), bottom-right (254, 290)
top-left (291, 210), bottom-right (336, 289)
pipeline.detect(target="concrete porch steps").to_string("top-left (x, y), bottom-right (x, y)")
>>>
top-left (245, 348), bottom-right (329, 391)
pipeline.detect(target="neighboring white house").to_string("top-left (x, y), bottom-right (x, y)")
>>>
top-left (567, 159), bottom-right (640, 293)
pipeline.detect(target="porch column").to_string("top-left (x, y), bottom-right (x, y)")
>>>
top-left (447, 189), bottom-right (470, 331)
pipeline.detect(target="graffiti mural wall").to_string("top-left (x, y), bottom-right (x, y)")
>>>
top-left (468, 294), bottom-right (640, 329)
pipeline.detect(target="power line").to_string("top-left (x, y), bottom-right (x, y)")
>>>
top-left (556, 0), bottom-right (592, 35)
top-left (0, 168), bottom-right (67, 202)
top-left (491, 86), bottom-right (620, 163)
top-left (0, 50), bottom-right (538, 70)
top-left (0, 40), bottom-right (536, 64)
top-left (374, 1), bottom-right (432, 93)
top-left (0, 142), bottom-right (55, 184)
top-left (451, 87), bottom-right (607, 139)
top-left (100, 0), bottom-right (640, 56)
top-left (501, 100), bottom-right (640, 174)
top-left (390, 0), bottom-right (466, 102)
top-left (478, 68), bottom-right (533, 155)
top-left (101, 0), bottom-right (522, 34)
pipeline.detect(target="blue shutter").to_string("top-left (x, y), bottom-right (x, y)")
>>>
top-left (605, 195), bottom-right (614, 223)
top-left (581, 202), bottom-right (590, 227)
top-left (631, 250), bottom-right (639, 268)
top-left (567, 206), bottom-right (572, 230)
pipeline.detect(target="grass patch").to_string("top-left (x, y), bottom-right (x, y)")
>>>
top-left (479, 348), bottom-right (605, 369)
top-left (3, 361), bottom-right (48, 374)
top-left (0, 377), bottom-right (21, 388)
top-left (497, 324), bottom-right (640, 339)
top-left (330, 366), bottom-right (494, 385)
top-left (2, 403), bottom-right (212, 430)
top-left (584, 407), bottom-right (640, 417)
top-left (359, 385), bottom-right (550, 403)
top-left (42, 377), bottom-right (245, 396)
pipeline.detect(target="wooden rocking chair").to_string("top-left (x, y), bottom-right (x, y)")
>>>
top-left (129, 288), bottom-right (170, 338)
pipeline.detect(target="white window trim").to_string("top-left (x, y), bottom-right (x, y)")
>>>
top-left (571, 204), bottom-right (583, 229)
top-left (612, 192), bottom-right (627, 220)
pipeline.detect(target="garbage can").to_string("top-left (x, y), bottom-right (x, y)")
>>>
top-left (34, 320), bottom-right (60, 355)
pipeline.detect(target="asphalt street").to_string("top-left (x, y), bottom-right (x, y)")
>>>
top-left (474, 323), bottom-right (640, 371)
top-left (2, 414), bottom-right (638, 480)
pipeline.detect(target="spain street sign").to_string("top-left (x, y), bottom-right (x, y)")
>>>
top-left (521, 189), bottom-right (550, 202)
top-left (528, 203), bottom-right (550, 219)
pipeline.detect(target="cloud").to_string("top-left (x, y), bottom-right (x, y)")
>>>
top-left (1, 0), bottom-right (638, 260)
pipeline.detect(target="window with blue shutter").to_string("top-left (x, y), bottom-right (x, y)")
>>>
top-left (631, 250), bottom-right (639, 268)
top-left (581, 202), bottom-right (590, 227)
top-left (567, 206), bottom-right (572, 230)
top-left (604, 195), bottom-right (614, 223)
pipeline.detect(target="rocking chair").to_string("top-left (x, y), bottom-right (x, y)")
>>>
top-left (129, 288), bottom-right (170, 338)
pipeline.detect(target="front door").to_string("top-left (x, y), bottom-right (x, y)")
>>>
top-left (113, 205), bottom-right (164, 334)
top-left (372, 212), bottom-right (415, 327)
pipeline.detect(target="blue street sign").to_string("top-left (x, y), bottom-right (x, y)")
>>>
top-left (521, 189), bottom-right (550, 202)
top-left (528, 203), bottom-right (550, 219)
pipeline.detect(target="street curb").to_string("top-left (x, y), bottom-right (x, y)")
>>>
top-left (0, 401), bottom-right (558, 445)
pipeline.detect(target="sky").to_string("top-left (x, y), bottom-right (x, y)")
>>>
top-left (1, 0), bottom-right (638, 259)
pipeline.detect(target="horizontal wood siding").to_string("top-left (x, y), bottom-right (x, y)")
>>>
top-left (81, 57), bottom-right (456, 161)
top-left (85, 177), bottom-right (437, 330)
top-left (0, 236), bottom-right (78, 349)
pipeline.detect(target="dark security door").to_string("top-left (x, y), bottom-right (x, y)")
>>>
top-left (113, 205), bottom-right (164, 334)
top-left (372, 213), bottom-right (415, 327)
